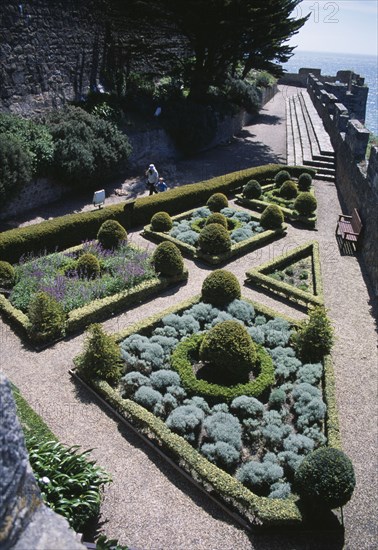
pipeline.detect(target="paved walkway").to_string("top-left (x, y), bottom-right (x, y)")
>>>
top-left (1, 86), bottom-right (377, 550)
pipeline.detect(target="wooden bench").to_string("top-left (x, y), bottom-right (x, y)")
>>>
top-left (336, 208), bottom-right (363, 250)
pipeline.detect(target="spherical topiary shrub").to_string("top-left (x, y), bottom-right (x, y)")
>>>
top-left (200, 320), bottom-right (257, 382)
top-left (294, 192), bottom-right (317, 217)
top-left (97, 219), bottom-right (127, 249)
top-left (298, 172), bottom-right (313, 191)
top-left (0, 261), bottom-right (15, 288)
top-left (76, 253), bottom-right (101, 279)
top-left (201, 269), bottom-right (241, 306)
top-left (152, 241), bottom-right (184, 277)
top-left (274, 170), bottom-right (291, 188)
top-left (260, 204), bottom-right (284, 230)
top-left (206, 193), bottom-right (228, 212)
top-left (295, 447), bottom-right (356, 509)
top-left (150, 211), bottom-right (173, 232)
top-left (205, 212), bottom-right (228, 229)
top-left (198, 223), bottom-right (231, 255)
top-left (243, 179), bottom-right (262, 200)
top-left (280, 180), bottom-right (298, 199)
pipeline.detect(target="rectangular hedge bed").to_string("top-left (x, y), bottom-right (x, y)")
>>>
top-left (0, 241), bottom-right (188, 347)
top-left (143, 207), bottom-right (287, 265)
top-left (245, 242), bottom-right (324, 308)
top-left (73, 295), bottom-right (342, 530)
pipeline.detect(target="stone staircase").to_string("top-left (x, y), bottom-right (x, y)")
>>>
top-left (286, 90), bottom-right (336, 182)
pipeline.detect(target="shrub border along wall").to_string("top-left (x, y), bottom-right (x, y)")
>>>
top-left (245, 241), bottom-right (324, 308)
top-left (143, 208), bottom-right (287, 265)
top-left (0, 165), bottom-right (315, 264)
top-left (72, 294), bottom-right (341, 529)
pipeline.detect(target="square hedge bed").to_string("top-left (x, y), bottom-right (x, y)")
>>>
top-left (143, 206), bottom-right (287, 265)
top-left (245, 241), bottom-right (324, 308)
top-left (0, 240), bottom-right (188, 348)
top-left (235, 184), bottom-right (317, 229)
top-left (73, 294), bottom-right (341, 530)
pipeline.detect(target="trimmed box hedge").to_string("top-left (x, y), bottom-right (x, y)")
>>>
top-left (72, 294), bottom-right (341, 530)
top-left (245, 241), bottom-right (324, 308)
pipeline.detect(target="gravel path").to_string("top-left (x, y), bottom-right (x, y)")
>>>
top-left (1, 86), bottom-right (377, 550)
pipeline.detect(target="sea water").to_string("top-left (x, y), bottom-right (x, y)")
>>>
top-left (282, 50), bottom-right (378, 135)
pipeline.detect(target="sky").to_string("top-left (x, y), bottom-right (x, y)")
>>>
top-left (288, 0), bottom-right (378, 55)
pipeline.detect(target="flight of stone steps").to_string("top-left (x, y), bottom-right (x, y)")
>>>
top-left (286, 90), bottom-right (336, 182)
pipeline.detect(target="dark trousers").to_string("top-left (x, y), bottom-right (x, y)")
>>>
top-left (148, 184), bottom-right (157, 195)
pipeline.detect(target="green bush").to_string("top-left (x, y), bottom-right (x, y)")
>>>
top-left (0, 261), bottom-right (15, 288)
top-left (152, 241), bottom-right (184, 277)
top-left (200, 320), bottom-right (258, 382)
top-left (294, 192), bottom-right (317, 217)
top-left (76, 253), bottom-right (101, 279)
top-left (47, 106), bottom-right (131, 188)
top-left (243, 179), bottom-right (262, 199)
top-left (0, 134), bottom-right (33, 206)
top-left (27, 291), bottom-right (66, 344)
top-left (77, 323), bottom-right (122, 385)
top-left (206, 193), bottom-right (228, 212)
top-left (260, 204), bottom-right (284, 230)
top-left (28, 437), bottom-right (111, 531)
top-left (274, 170), bottom-right (291, 187)
top-left (198, 224), bottom-right (231, 255)
top-left (279, 180), bottom-right (298, 199)
top-left (205, 212), bottom-right (228, 228)
top-left (295, 447), bottom-right (355, 509)
top-left (222, 77), bottom-right (260, 114)
top-left (293, 306), bottom-right (334, 362)
top-left (97, 219), bottom-right (127, 249)
top-left (298, 173), bottom-right (313, 191)
top-left (201, 270), bottom-right (241, 306)
top-left (150, 211), bottom-right (173, 232)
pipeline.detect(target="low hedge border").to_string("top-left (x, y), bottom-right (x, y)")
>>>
top-left (0, 165), bottom-right (315, 264)
top-left (72, 293), bottom-right (341, 528)
top-left (245, 241), bottom-right (324, 308)
top-left (170, 333), bottom-right (275, 403)
top-left (143, 209), bottom-right (287, 265)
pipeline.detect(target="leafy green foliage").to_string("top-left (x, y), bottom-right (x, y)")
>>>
top-left (205, 212), bottom-right (228, 228)
top-left (78, 323), bottom-right (122, 385)
top-left (201, 270), bottom-right (241, 306)
top-left (27, 291), bottom-right (66, 344)
top-left (0, 134), bottom-right (33, 205)
top-left (97, 220), bottom-right (127, 249)
top-left (260, 204), bottom-right (284, 230)
top-left (222, 77), bottom-right (260, 113)
top-left (150, 211), bottom-right (173, 232)
top-left (200, 320), bottom-right (257, 382)
top-left (293, 306), bottom-right (334, 362)
top-left (206, 193), bottom-right (228, 212)
top-left (243, 179), bottom-right (262, 199)
top-left (294, 192), bottom-right (317, 216)
top-left (298, 173), bottom-right (313, 191)
top-left (77, 253), bottom-right (101, 279)
top-left (274, 170), bottom-right (291, 187)
top-left (27, 437), bottom-right (111, 531)
top-left (152, 241), bottom-right (184, 277)
top-left (95, 535), bottom-right (129, 550)
top-left (198, 223), bottom-right (231, 254)
top-left (295, 447), bottom-right (356, 509)
top-left (0, 261), bottom-right (15, 288)
top-left (279, 180), bottom-right (298, 199)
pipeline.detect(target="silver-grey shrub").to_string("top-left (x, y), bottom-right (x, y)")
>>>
top-left (269, 346), bottom-right (301, 381)
top-left (183, 396), bottom-right (211, 415)
top-left (150, 370), bottom-right (181, 391)
top-left (268, 481), bottom-right (291, 499)
top-left (226, 299), bottom-right (255, 325)
top-left (133, 386), bottom-right (163, 411)
top-left (296, 362), bottom-right (323, 384)
top-left (230, 396), bottom-right (264, 419)
top-left (283, 433), bottom-right (315, 455)
top-left (161, 313), bottom-right (200, 337)
top-left (121, 371), bottom-right (151, 397)
top-left (166, 404), bottom-right (205, 443)
top-left (292, 383), bottom-right (326, 429)
top-left (236, 460), bottom-right (284, 494)
top-left (203, 412), bottom-right (242, 450)
top-left (201, 441), bottom-right (241, 471)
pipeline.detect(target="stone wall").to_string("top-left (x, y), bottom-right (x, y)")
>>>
top-left (307, 74), bottom-right (378, 296)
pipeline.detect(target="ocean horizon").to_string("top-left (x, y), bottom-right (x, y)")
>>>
top-left (282, 50), bottom-right (378, 135)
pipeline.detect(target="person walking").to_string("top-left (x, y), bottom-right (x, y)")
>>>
top-left (157, 177), bottom-right (168, 192)
top-left (145, 163), bottom-right (159, 195)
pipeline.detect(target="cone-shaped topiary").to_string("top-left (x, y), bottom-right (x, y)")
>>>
top-left (243, 179), bottom-right (262, 199)
top-left (28, 291), bottom-right (66, 344)
top-left (274, 170), bottom-right (291, 187)
top-left (152, 241), bottom-right (184, 277)
top-left (292, 306), bottom-right (334, 362)
top-left (0, 260), bottom-right (15, 288)
top-left (280, 180), bottom-right (298, 199)
top-left (77, 253), bottom-right (101, 279)
top-left (260, 204), bottom-right (284, 230)
top-left (150, 211), bottom-right (173, 232)
top-left (205, 212), bottom-right (228, 229)
top-left (200, 320), bottom-right (257, 383)
top-left (198, 223), bottom-right (231, 255)
top-left (206, 193), bottom-right (228, 212)
top-left (77, 323), bottom-right (122, 386)
top-left (201, 269), bottom-right (241, 306)
top-left (97, 219), bottom-right (127, 249)
top-left (294, 192), bottom-right (317, 216)
top-left (295, 447), bottom-right (356, 509)
top-left (298, 172), bottom-right (313, 191)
